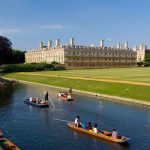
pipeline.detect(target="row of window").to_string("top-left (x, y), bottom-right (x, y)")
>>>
top-left (67, 62), bottom-right (136, 67)
top-left (26, 51), bottom-right (64, 58)
top-left (26, 57), bottom-right (64, 63)
top-left (67, 51), bottom-right (136, 57)
top-left (67, 58), bottom-right (136, 62)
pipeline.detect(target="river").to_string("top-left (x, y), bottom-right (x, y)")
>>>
top-left (0, 83), bottom-right (150, 150)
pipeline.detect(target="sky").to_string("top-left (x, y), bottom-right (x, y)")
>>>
top-left (0, 0), bottom-right (150, 50)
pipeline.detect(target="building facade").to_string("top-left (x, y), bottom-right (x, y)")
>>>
top-left (134, 44), bottom-right (146, 62)
top-left (25, 38), bottom-right (140, 68)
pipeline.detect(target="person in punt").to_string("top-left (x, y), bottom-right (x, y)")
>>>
top-left (93, 123), bottom-right (104, 134)
top-left (67, 93), bottom-right (72, 99)
top-left (69, 87), bottom-right (72, 95)
top-left (74, 116), bottom-right (82, 128)
top-left (29, 97), bottom-right (32, 102)
top-left (93, 123), bottom-right (99, 133)
top-left (36, 97), bottom-right (39, 104)
top-left (58, 92), bottom-right (61, 97)
top-left (0, 137), bottom-right (9, 150)
top-left (86, 122), bottom-right (92, 130)
top-left (111, 129), bottom-right (118, 138)
top-left (44, 91), bottom-right (49, 104)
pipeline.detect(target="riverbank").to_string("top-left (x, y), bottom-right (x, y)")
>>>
top-left (4, 77), bottom-right (150, 106)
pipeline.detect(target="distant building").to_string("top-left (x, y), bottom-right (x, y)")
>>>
top-left (25, 38), bottom-right (139, 68)
top-left (133, 44), bottom-right (146, 62)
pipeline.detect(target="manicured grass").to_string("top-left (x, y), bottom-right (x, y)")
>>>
top-left (3, 72), bottom-right (150, 102)
top-left (24, 67), bottom-right (150, 83)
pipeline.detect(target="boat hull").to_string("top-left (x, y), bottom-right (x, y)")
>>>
top-left (24, 99), bottom-right (49, 108)
top-left (0, 131), bottom-right (20, 150)
top-left (67, 123), bottom-right (129, 143)
top-left (58, 95), bottom-right (74, 101)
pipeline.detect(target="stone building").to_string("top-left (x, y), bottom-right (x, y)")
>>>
top-left (133, 44), bottom-right (146, 62)
top-left (25, 38), bottom-right (138, 68)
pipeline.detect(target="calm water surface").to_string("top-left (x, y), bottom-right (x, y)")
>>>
top-left (0, 83), bottom-right (150, 150)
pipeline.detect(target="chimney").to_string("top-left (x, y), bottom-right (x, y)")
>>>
top-left (100, 40), bottom-right (104, 48)
top-left (70, 38), bottom-right (74, 47)
top-left (48, 40), bottom-right (52, 49)
top-left (56, 39), bottom-right (60, 47)
top-left (117, 43), bottom-right (121, 49)
top-left (125, 41), bottom-right (128, 49)
top-left (40, 42), bottom-right (44, 49)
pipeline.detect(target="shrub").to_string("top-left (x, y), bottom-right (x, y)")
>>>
top-left (0, 62), bottom-right (65, 73)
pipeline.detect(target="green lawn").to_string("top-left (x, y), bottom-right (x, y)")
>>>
top-left (3, 68), bottom-right (150, 102)
top-left (24, 67), bottom-right (150, 83)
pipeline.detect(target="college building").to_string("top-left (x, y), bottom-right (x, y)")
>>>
top-left (25, 38), bottom-right (146, 68)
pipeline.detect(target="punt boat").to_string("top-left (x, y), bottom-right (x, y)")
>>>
top-left (58, 93), bottom-right (74, 101)
top-left (24, 98), bottom-right (49, 108)
top-left (67, 123), bottom-right (130, 143)
top-left (0, 131), bottom-right (20, 150)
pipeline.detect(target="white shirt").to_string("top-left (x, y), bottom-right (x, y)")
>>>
top-left (75, 118), bottom-right (79, 124)
top-left (93, 127), bottom-right (98, 133)
top-left (112, 131), bottom-right (118, 138)
top-left (68, 94), bottom-right (71, 99)
top-left (29, 97), bottom-right (32, 101)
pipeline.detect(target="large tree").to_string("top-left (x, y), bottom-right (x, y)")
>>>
top-left (12, 49), bottom-right (25, 63)
top-left (0, 36), bottom-right (13, 65)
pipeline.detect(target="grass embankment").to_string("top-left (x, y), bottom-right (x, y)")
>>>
top-left (3, 68), bottom-right (150, 102)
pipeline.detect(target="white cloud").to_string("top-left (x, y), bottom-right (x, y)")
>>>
top-left (41, 24), bottom-right (65, 29)
top-left (0, 28), bottom-right (22, 34)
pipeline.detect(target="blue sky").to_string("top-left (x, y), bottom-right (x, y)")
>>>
top-left (0, 0), bottom-right (150, 50)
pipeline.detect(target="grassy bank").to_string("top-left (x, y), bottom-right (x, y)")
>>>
top-left (20, 67), bottom-right (150, 83)
top-left (3, 71), bottom-right (150, 102)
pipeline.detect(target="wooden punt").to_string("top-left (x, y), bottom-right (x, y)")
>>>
top-left (58, 93), bottom-right (74, 101)
top-left (24, 98), bottom-right (49, 108)
top-left (0, 131), bottom-right (20, 150)
top-left (67, 123), bottom-right (130, 143)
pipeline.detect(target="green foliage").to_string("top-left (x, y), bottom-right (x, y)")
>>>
top-left (0, 36), bottom-right (13, 65)
top-left (12, 49), bottom-right (25, 63)
top-left (1, 62), bottom-right (65, 73)
top-left (145, 52), bottom-right (150, 63)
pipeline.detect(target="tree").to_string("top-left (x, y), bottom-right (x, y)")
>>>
top-left (12, 49), bottom-right (25, 63)
top-left (0, 36), bottom-right (13, 65)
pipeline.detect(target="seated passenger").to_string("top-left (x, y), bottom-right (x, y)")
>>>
top-left (36, 97), bottom-right (39, 104)
top-left (93, 123), bottom-right (99, 133)
top-left (58, 93), bottom-right (61, 97)
top-left (32, 98), bottom-right (36, 103)
top-left (29, 97), bottom-right (32, 102)
top-left (67, 93), bottom-right (72, 99)
top-left (74, 116), bottom-right (82, 127)
top-left (86, 122), bottom-right (92, 130)
top-left (111, 129), bottom-right (118, 138)
top-left (81, 123), bottom-right (86, 129)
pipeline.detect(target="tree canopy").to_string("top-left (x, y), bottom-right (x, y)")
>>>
top-left (0, 36), bottom-right (13, 65)
top-left (12, 49), bottom-right (25, 63)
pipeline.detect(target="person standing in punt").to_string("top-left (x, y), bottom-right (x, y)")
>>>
top-left (74, 116), bottom-right (82, 127)
top-left (45, 91), bottom-right (49, 103)
top-left (69, 87), bottom-right (72, 95)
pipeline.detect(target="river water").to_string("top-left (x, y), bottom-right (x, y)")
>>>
top-left (0, 83), bottom-right (150, 150)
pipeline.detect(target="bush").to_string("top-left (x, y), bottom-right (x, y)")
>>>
top-left (0, 62), bottom-right (65, 73)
